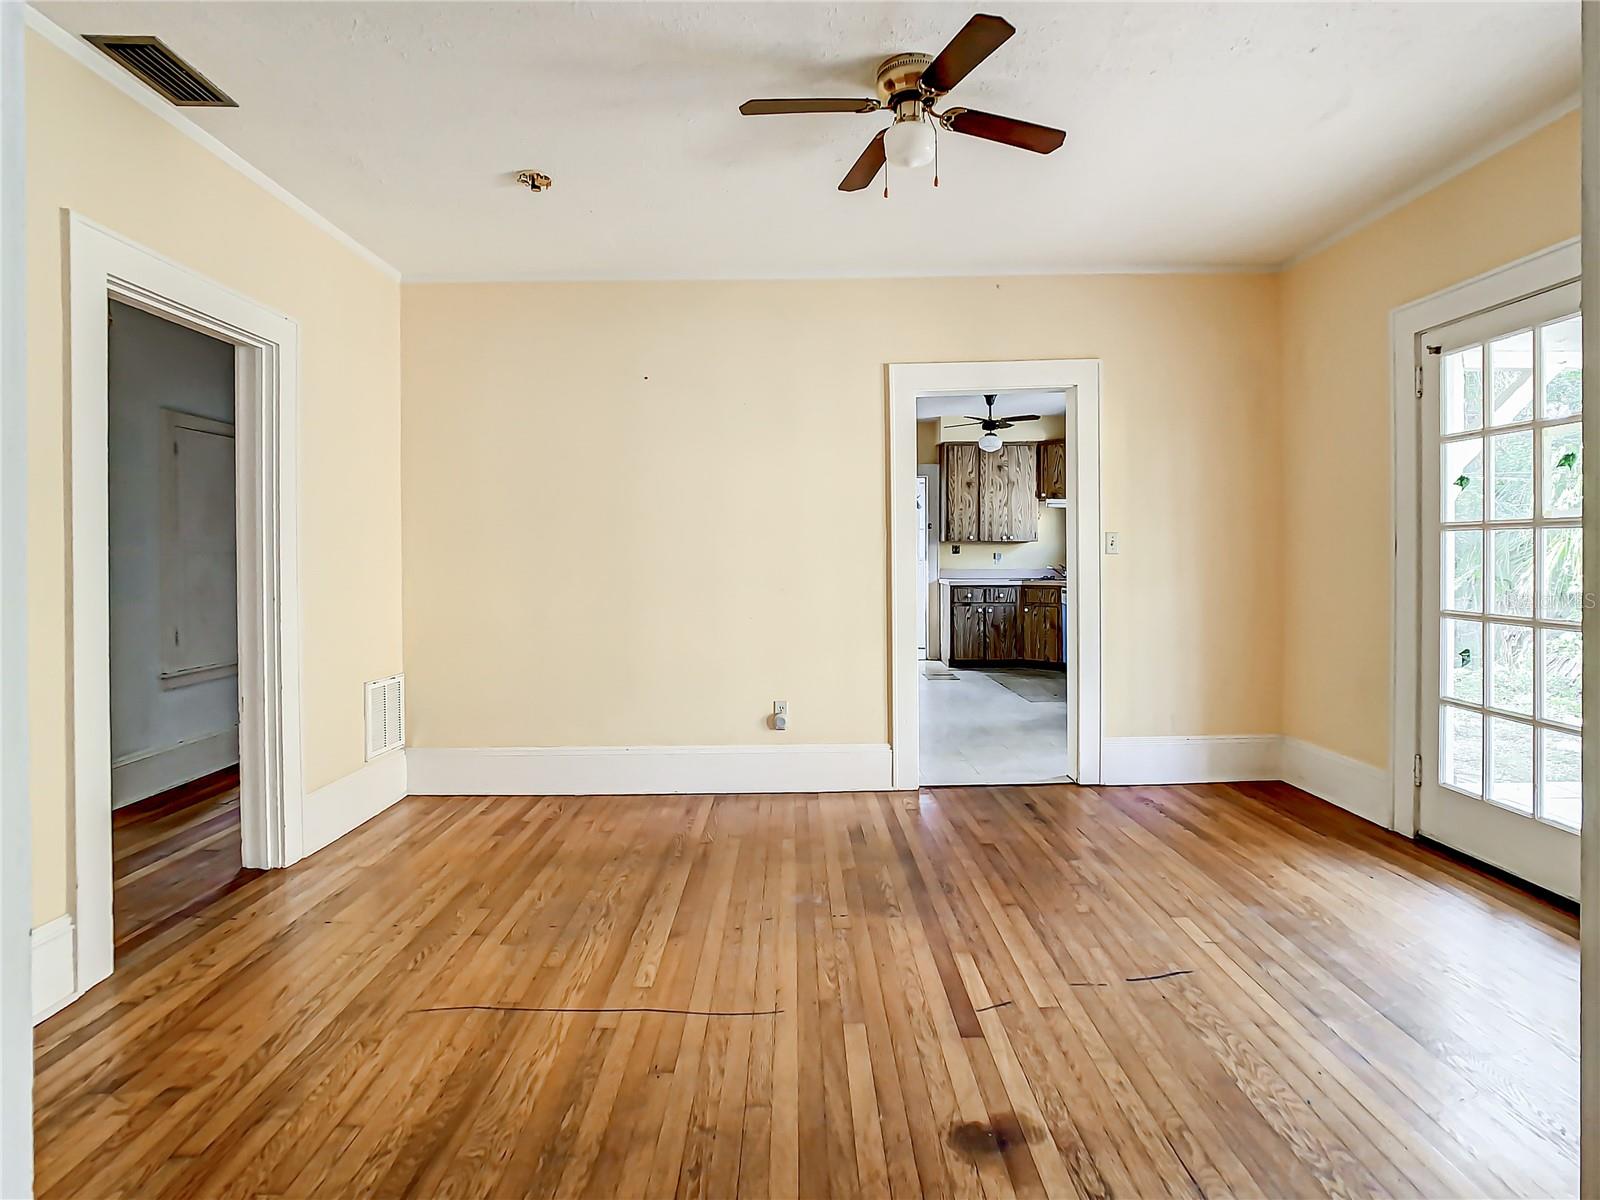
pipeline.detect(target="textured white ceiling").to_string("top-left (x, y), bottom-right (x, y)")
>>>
top-left (35, 2), bottom-right (1579, 280)
top-left (917, 390), bottom-right (1066, 419)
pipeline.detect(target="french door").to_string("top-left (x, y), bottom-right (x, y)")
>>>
top-left (1418, 281), bottom-right (1582, 899)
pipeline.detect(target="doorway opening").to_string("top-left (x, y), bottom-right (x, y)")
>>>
top-left (106, 301), bottom-right (254, 959)
top-left (917, 389), bottom-right (1072, 784)
top-left (67, 215), bottom-right (305, 1003)
top-left (888, 359), bottom-right (1103, 789)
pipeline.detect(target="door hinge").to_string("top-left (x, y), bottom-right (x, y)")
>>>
top-left (1412, 753), bottom-right (1422, 788)
top-left (1415, 365), bottom-right (1424, 401)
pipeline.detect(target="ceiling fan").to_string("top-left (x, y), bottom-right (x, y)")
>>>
top-left (946, 394), bottom-right (1042, 452)
top-left (739, 12), bottom-right (1066, 193)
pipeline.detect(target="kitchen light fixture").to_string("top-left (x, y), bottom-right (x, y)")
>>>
top-left (977, 430), bottom-right (1002, 453)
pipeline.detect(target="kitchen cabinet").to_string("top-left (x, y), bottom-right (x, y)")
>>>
top-left (985, 602), bottom-right (1019, 659)
top-left (1020, 593), bottom-right (1062, 664)
top-left (1037, 440), bottom-right (1066, 501)
top-left (950, 584), bottom-right (1065, 666)
top-left (950, 593), bottom-right (1017, 662)
top-left (978, 444), bottom-right (1037, 542)
top-left (941, 441), bottom-right (1038, 543)
top-left (941, 442), bottom-right (981, 541)
top-left (951, 599), bottom-right (987, 660)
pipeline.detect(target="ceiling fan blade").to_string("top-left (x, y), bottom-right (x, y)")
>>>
top-left (1006, 414), bottom-right (1042, 422)
top-left (740, 97), bottom-right (880, 116)
top-left (942, 108), bottom-right (1066, 154)
top-left (920, 14), bottom-right (1015, 95)
top-left (839, 130), bottom-right (887, 192)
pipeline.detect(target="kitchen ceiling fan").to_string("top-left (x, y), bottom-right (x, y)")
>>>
top-left (946, 394), bottom-right (1042, 452)
top-left (738, 12), bottom-right (1066, 193)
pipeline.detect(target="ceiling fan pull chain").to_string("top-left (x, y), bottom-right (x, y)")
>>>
top-left (933, 118), bottom-right (940, 188)
top-left (884, 159), bottom-right (890, 200)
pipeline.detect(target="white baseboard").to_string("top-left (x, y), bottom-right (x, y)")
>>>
top-left (407, 743), bottom-right (894, 797)
top-left (1280, 737), bottom-right (1393, 828)
top-left (1101, 735), bottom-right (1281, 786)
top-left (1101, 734), bottom-right (1395, 829)
top-left (31, 915), bottom-right (77, 1023)
top-left (302, 750), bottom-right (409, 858)
top-left (111, 726), bottom-right (239, 809)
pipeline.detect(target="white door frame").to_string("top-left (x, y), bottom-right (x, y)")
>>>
top-left (1389, 237), bottom-right (1580, 838)
top-left (67, 214), bottom-right (305, 996)
top-left (888, 359), bottom-right (1103, 787)
top-left (917, 462), bottom-right (941, 657)
top-left (0, 1), bottom-right (32, 1192)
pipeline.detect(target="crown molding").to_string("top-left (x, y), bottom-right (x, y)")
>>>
top-left (1281, 95), bottom-right (1580, 271)
top-left (400, 262), bottom-right (1272, 285)
top-left (24, 7), bottom-right (401, 283)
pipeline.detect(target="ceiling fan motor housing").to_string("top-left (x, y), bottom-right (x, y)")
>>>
top-left (875, 53), bottom-right (933, 106)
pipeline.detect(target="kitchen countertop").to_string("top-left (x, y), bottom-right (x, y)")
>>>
top-left (938, 577), bottom-right (1068, 587)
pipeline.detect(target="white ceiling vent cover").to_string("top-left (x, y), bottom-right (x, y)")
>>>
top-left (364, 674), bottom-right (405, 761)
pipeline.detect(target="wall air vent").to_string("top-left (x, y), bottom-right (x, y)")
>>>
top-left (364, 674), bottom-right (406, 761)
top-left (84, 35), bottom-right (237, 108)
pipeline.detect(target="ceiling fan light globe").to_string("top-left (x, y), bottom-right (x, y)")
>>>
top-left (977, 431), bottom-right (1003, 453)
top-left (884, 119), bottom-right (936, 169)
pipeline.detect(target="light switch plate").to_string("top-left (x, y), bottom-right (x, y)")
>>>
top-left (1105, 532), bottom-right (1121, 555)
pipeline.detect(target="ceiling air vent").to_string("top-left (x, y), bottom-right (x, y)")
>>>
top-left (84, 35), bottom-right (237, 108)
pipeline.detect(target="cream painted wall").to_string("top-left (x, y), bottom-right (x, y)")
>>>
top-left (1280, 111), bottom-right (1580, 769)
top-left (26, 33), bottom-right (404, 924)
top-left (934, 415), bottom-right (1067, 572)
top-left (403, 274), bottom-right (1284, 752)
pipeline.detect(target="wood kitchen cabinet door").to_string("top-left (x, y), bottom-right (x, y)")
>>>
top-left (1021, 601), bottom-right (1062, 663)
top-left (978, 443), bottom-right (1038, 542)
top-left (951, 602), bottom-right (986, 660)
top-left (941, 442), bottom-right (980, 542)
top-left (1037, 440), bottom-right (1066, 500)
top-left (984, 604), bottom-right (1019, 660)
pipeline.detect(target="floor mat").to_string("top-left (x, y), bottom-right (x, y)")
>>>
top-left (989, 669), bottom-right (1067, 703)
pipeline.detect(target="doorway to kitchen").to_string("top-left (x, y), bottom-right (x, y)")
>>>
top-left (888, 359), bottom-right (1103, 789)
top-left (917, 390), bottom-right (1071, 784)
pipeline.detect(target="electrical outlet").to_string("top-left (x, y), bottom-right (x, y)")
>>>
top-left (773, 700), bottom-right (788, 716)
top-left (1105, 531), bottom-right (1121, 555)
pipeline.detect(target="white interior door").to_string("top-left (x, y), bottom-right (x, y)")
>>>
top-left (1419, 280), bottom-right (1582, 899)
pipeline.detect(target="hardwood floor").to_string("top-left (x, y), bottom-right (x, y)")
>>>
top-left (35, 782), bottom-right (1576, 1198)
top-left (111, 765), bottom-right (254, 958)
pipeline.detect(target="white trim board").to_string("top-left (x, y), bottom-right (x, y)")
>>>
top-left (22, 9), bottom-right (400, 282)
top-left (407, 744), bottom-right (893, 797)
top-left (302, 751), bottom-right (409, 858)
top-left (1100, 734), bottom-right (1392, 830)
top-left (888, 360), bottom-right (1103, 788)
top-left (1102, 736), bottom-right (1279, 787)
top-left (111, 726), bottom-right (239, 809)
top-left (0, 1), bottom-right (30, 1190)
top-left (1389, 239), bottom-right (1581, 840)
top-left (68, 214), bottom-right (307, 999)
top-left (30, 916), bottom-right (75, 1025)
top-left (1279, 738), bottom-right (1392, 828)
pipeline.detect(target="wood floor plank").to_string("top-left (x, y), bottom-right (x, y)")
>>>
top-left (34, 783), bottom-right (1579, 1199)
